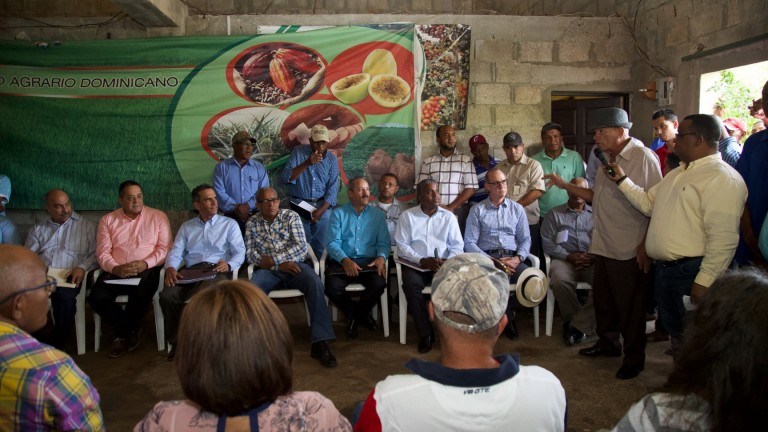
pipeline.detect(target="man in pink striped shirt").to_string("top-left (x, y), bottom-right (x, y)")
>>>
top-left (88, 180), bottom-right (171, 358)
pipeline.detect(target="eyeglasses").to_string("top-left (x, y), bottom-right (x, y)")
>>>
top-left (486, 179), bottom-right (508, 187)
top-left (0, 276), bottom-right (57, 305)
top-left (257, 198), bottom-right (280, 204)
top-left (675, 132), bottom-right (699, 140)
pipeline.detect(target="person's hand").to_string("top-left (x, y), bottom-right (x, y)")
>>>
top-left (259, 255), bottom-right (275, 269)
top-left (277, 261), bottom-right (301, 275)
top-left (566, 252), bottom-right (581, 267)
top-left (164, 268), bottom-right (180, 286)
top-left (574, 253), bottom-right (595, 270)
top-left (311, 207), bottom-right (326, 223)
top-left (113, 261), bottom-right (145, 278)
top-left (419, 257), bottom-right (443, 272)
top-left (234, 203), bottom-right (251, 221)
top-left (501, 256), bottom-right (521, 271)
top-left (604, 163), bottom-right (625, 182)
top-left (66, 267), bottom-right (86, 286)
top-left (636, 243), bottom-right (651, 273)
top-left (342, 258), bottom-right (362, 277)
top-left (690, 282), bottom-right (708, 305)
top-left (368, 256), bottom-right (387, 277)
top-left (309, 150), bottom-right (324, 165)
top-left (213, 260), bottom-right (230, 273)
top-left (543, 173), bottom-right (567, 190)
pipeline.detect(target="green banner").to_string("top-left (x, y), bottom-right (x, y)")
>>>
top-left (1, 25), bottom-right (415, 210)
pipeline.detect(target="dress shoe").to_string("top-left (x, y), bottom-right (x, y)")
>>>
top-left (360, 315), bottom-right (378, 331)
top-left (578, 344), bottom-right (621, 357)
top-left (109, 338), bottom-right (128, 358)
top-left (646, 329), bottom-right (670, 342)
top-left (503, 318), bottom-right (519, 340)
top-left (565, 326), bottom-right (587, 346)
top-left (166, 346), bottom-right (176, 362)
top-left (615, 364), bottom-right (644, 380)
top-left (127, 328), bottom-right (142, 352)
top-left (417, 334), bottom-right (434, 354)
top-left (346, 318), bottom-right (359, 339)
top-left (310, 341), bottom-right (337, 368)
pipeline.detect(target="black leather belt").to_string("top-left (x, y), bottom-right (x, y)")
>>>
top-left (484, 249), bottom-right (517, 257)
top-left (657, 256), bottom-right (703, 267)
top-left (292, 196), bottom-right (324, 204)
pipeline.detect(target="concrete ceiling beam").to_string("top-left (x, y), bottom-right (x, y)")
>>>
top-left (111, 0), bottom-right (187, 27)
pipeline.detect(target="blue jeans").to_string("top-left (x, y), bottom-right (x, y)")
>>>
top-left (655, 257), bottom-right (703, 344)
top-left (301, 208), bottom-right (332, 259)
top-left (251, 262), bottom-right (335, 344)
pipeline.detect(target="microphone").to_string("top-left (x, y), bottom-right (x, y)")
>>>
top-left (593, 147), bottom-right (616, 177)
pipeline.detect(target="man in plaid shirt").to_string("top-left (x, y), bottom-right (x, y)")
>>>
top-left (245, 187), bottom-right (337, 368)
top-left (0, 245), bottom-right (103, 431)
top-left (417, 125), bottom-right (478, 233)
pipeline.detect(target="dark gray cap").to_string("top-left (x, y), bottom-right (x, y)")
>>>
top-left (502, 131), bottom-right (524, 147)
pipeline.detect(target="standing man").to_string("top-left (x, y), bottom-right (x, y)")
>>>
top-left (650, 109), bottom-right (679, 173)
top-left (246, 187), bottom-right (337, 368)
top-left (354, 253), bottom-right (566, 432)
top-left (464, 168), bottom-right (533, 340)
top-left (735, 80), bottom-right (768, 268)
top-left (0, 245), bottom-right (104, 431)
top-left (395, 179), bottom-right (464, 353)
top-left (544, 107), bottom-right (662, 380)
top-left (89, 180), bottom-right (172, 358)
top-left (468, 134), bottom-right (497, 204)
top-left (212, 131), bottom-right (269, 234)
top-left (497, 131), bottom-right (546, 262)
top-left (160, 184), bottom-right (245, 361)
top-left (416, 125), bottom-right (478, 232)
top-left (25, 189), bottom-right (97, 350)
top-left (605, 114), bottom-right (747, 357)
top-left (371, 172), bottom-right (404, 245)
top-left (532, 123), bottom-right (585, 218)
top-left (325, 177), bottom-right (389, 340)
top-left (541, 178), bottom-right (595, 346)
top-left (281, 125), bottom-right (339, 258)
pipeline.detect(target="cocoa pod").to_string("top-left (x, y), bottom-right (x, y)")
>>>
top-left (269, 58), bottom-right (296, 94)
top-left (241, 51), bottom-right (272, 82)
top-left (274, 48), bottom-right (320, 74)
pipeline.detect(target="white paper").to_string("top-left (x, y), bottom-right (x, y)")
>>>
top-left (104, 277), bottom-right (141, 286)
top-left (556, 229), bottom-right (569, 244)
top-left (297, 200), bottom-right (317, 213)
top-left (48, 268), bottom-right (77, 288)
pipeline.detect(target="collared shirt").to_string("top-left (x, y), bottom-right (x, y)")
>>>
top-left (735, 130), bottom-right (768, 264)
top-left (654, 144), bottom-right (672, 175)
top-left (166, 214), bottom-right (245, 271)
top-left (590, 137), bottom-right (662, 260)
top-left (0, 321), bottom-right (104, 432)
top-left (532, 148), bottom-right (585, 217)
top-left (464, 198), bottom-right (531, 261)
top-left (245, 209), bottom-right (309, 269)
top-left (470, 156), bottom-right (498, 203)
top-left (212, 157), bottom-right (269, 212)
top-left (541, 204), bottom-right (593, 261)
top-left (496, 154), bottom-right (546, 224)
top-left (395, 206), bottom-right (464, 261)
top-left (96, 206), bottom-right (172, 273)
top-left (585, 150), bottom-right (600, 188)
top-left (718, 135), bottom-right (742, 168)
top-left (24, 212), bottom-right (97, 272)
top-left (281, 145), bottom-right (340, 206)
top-left (370, 198), bottom-right (408, 246)
top-left (0, 216), bottom-right (20, 245)
top-left (619, 153), bottom-right (747, 287)
top-left (327, 203), bottom-right (390, 262)
top-left (417, 152), bottom-right (478, 205)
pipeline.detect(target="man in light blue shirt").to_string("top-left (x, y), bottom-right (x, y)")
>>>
top-left (395, 179), bottom-right (464, 353)
top-left (281, 125), bottom-right (340, 258)
top-left (465, 168), bottom-right (532, 339)
top-left (160, 184), bottom-right (245, 360)
top-left (212, 131), bottom-right (269, 235)
top-left (326, 177), bottom-right (389, 340)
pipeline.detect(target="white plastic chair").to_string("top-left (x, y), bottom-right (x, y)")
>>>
top-left (246, 248), bottom-right (322, 326)
top-left (320, 250), bottom-right (389, 337)
top-left (544, 254), bottom-right (592, 337)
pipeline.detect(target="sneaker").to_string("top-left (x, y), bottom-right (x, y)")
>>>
top-left (127, 328), bottom-right (142, 352)
top-left (109, 338), bottom-right (128, 358)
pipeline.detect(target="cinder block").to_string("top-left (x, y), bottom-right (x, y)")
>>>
top-left (466, 105), bottom-right (493, 126)
top-left (475, 83), bottom-right (512, 105)
top-left (475, 39), bottom-right (517, 62)
top-left (469, 61), bottom-right (494, 82)
top-left (411, 0), bottom-right (432, 12)
top-left (519, 41), bottom-right (554, 63)
top-left (495, 105), bottom-right (545, 129)
top-left (495, 62), bottom-right (532, 84)
top-left (594, 39), bottom-right (636, 63)
top-left (432, 0), bottom-right (454, 12)
top-left (530, 65), bottom-right (632, 85)
top-left (558, 41), bottom-right (591, 62)
top-left (665, 23), bottom-right (689, 47)
top-left (690, 6), bottom-right (724, 38)
top-left (514, 86), bottom-right (546, 105)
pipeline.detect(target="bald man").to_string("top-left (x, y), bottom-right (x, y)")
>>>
top-left (25, 189), bottom-right (97, 350)
top-left (0, 245), bottom-right (103, 431)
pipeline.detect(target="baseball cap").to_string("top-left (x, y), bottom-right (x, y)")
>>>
top-left (468, 134), bottom-right (488, 152)
top-left (723, 118), bottom-right (747, 134)
top-left (502, 131), bottom-right (524, 147)
top-left (541, 122), bottom-right (562, 135)
top-left (231, 131), bottom-right (256, 145)
top-left (431, 253), bottom-right (509, 333)
top-left (310, 124), bottom-right (330, 142)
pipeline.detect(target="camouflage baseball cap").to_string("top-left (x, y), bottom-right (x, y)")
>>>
top-left (431, 253), bottom-right (509, 333)
top-left (231, 131), bottom-right (256, 145)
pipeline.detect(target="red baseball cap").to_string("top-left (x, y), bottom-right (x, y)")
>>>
top-left (468, 134), bottom-right (488, 152)
top-left (723, 117), bottom-right (747, 134)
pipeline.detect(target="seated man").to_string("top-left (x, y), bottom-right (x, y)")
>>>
top-left (88, 180), bottom-right (172, 358)
top-left (464, 168), bottom-right (532, 340)
top-left (355, 253), bottom-right (566, 431)
top-left (395, 179), bottom-right (463, 353)
top-left (371, 172), bottom-right (405, 245)
top-left (541, 177), bottom-right (596, 346)
top-left (160, 184), bottom-right (244, 360)
top-left (246, 187), bottom-right (337, 368)
top-left (0, 245), bottom-right (103, 431)
top-left (212, 131), bottom-right (269, 234)
top-left (325, 177), bottom-right (389, 340)
top-left (25, 188), bottom-right (97, 350)
top-left (0, 214), bottom-right (20, 244)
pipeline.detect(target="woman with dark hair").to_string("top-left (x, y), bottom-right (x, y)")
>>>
top-left (614, 269), bottom-right (768, 431)
top-left (134, 280), bottom-right (351, 431)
